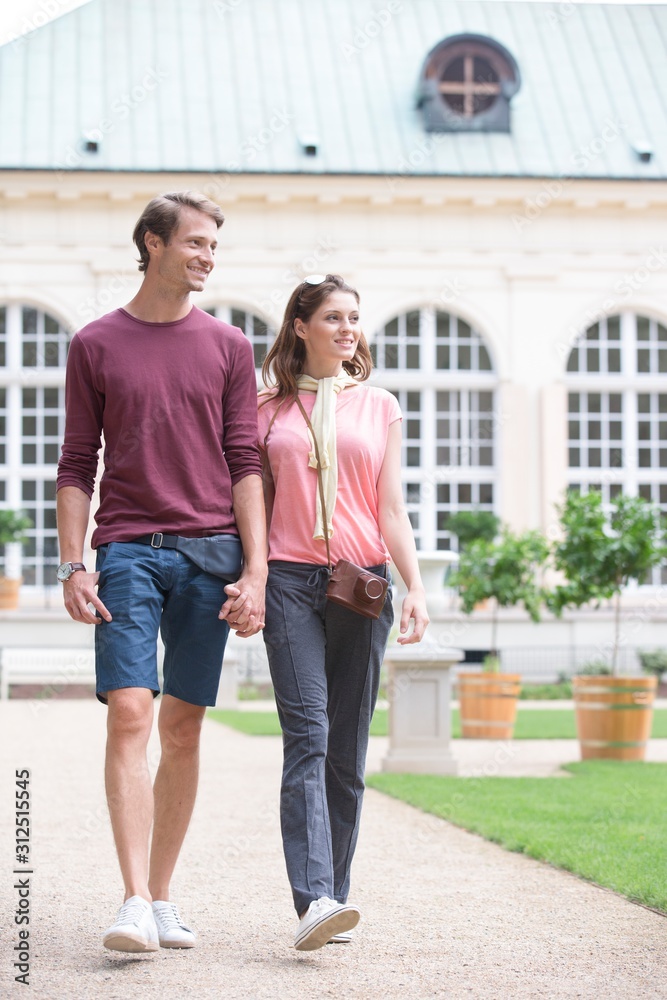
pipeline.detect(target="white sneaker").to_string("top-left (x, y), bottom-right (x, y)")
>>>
top-left (294, 897), bottom-right (360, 952)
top-left (151, 900), bottom-right (196, 948)
top-left (327, 931), bottom-right (353, 944)
top-left (103, 896), bottom-right (159, 953)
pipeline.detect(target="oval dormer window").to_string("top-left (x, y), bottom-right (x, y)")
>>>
top-left (418, 34), bottom-right (520, 133)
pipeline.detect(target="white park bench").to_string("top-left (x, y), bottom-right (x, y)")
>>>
top-left (0, 648), bottom-right (96, 700)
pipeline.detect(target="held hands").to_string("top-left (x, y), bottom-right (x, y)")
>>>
top-left (62, 571), bottom-right (112, 624)
top-left (219, 570), bottom-right (267, 638)
top-left (397, 587), bottom-right (429, 644)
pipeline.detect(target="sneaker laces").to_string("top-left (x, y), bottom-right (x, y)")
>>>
top-left (116, 898), bottom-right (149, 927)
top-left (153, 901), bottom-right (190, 932)
top-left (308, 897), bottom-right (337, 919)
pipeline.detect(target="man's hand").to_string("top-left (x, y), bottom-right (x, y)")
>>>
top-left (218, 569), bottom-right (266, 638)
top-left (62, 571), bottom-right (112, 624)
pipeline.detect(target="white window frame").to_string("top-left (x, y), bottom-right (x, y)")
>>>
top-left (205, 304), bottom-right (276, 372)
top-left (566, 311), bottom-right (667, 587)
top-left (370, 306), bottom-right (498, 551)
top-left (0, 304), bottom-right (68, 590)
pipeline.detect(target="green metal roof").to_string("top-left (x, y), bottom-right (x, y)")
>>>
top-left (0, 0), bottom-right (665, 178)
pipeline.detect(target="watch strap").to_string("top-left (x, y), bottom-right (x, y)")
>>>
top-left (57, 561), bottom-right (87, 581)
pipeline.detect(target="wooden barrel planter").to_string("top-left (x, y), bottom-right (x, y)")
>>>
top-left (573, 675), bottom-right (657, 761)
top-left (457, 673), bottom-right (521, 739)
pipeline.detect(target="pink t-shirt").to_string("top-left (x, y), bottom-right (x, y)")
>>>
top-left (258, 385), bottom-right (402, 566)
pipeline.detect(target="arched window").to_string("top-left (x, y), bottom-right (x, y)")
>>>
top-left (204, 305), bottom-right (276, 369)
top-left (417, 34), bottom-right (520, 133)
top-left (566, 312), bottom-right (667, 585)
top-left (371, 308), bottom-right (497, 551)
top-left (0, 305), bottom-right (70, 587)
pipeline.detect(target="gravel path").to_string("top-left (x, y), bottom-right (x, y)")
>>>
top-left (1, 700), bottom-right (665, 999)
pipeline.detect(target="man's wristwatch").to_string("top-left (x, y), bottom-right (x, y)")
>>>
top-left (56, 562), bottom-right (87, 583)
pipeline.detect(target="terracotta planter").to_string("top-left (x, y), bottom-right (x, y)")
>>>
top-left (573, 675), bottom-right (657, 761)
top-left (0, 577), bottom-right (21, 610)
top-left (457, 672), bottom-right (521, 739)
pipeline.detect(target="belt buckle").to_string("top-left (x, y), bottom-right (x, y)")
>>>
top-left (150, 532), bottom-right (164, 548)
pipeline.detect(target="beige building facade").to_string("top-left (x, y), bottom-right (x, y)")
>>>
top-left (1, 0), bottom-right (666, 673)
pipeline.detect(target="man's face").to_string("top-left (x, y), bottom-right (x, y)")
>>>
top-left (148, 206), bottom-right (219, 293)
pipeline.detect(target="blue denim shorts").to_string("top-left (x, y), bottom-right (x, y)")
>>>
top-left (94, 541), bottom-right (231, 707)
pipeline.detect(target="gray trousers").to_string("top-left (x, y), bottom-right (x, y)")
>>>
top-left (263, 560), bottom-right (394, 915)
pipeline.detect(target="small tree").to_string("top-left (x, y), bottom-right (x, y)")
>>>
top-left (638, 650), bottom-right (667, 680)
top-left (0, 510), bottom-right (32, 546)
top-left (450, 527), bottom-right (550, 662)
top-left (446, 509), bottom-right (500, 551)
top-left (548, 491), bottom-right (667, 675)
top-left (0, 509), bottom-right (32, 583)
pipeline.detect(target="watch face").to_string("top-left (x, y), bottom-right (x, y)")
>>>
top-left (56, 563), bottom-right (72, 582)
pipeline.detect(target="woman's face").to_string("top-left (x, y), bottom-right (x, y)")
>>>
top-left (295, 291), bottom-right (361, 375)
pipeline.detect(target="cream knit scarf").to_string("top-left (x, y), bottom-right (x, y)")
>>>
top-left (296, 373), bottom-right (358, 539)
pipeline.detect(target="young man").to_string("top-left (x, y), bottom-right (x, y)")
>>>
top-left (56, 191), bottom-right (267, 953)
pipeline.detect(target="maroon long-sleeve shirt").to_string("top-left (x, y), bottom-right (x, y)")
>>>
top-left (57, 306), bottom-right (262, 548)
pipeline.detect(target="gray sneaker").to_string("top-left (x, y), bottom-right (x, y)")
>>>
top-left (294, 897), bottom-right (360, 951)
top-left (151, 900), bottom-right (196, 948)
top-left (103, 896), bottom-right (159, 953)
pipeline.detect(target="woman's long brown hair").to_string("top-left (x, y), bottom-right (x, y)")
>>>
top-left (260, 274), bottom-right (373, 403)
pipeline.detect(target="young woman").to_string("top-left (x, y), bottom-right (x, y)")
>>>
top-left (258, 274), bottom-right (428, 951)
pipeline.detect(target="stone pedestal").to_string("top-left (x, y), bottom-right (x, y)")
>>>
top-left (390, 550), bottom-right (459, 619)
top-left (216, 648), bottom-right (241, 708)
top-left (382, 645), bottom-right (463, 775)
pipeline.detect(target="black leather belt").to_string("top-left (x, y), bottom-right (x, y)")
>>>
top-left (133, 533), bottom-right (181, 549)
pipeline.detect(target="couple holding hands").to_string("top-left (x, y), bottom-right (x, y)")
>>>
top-left (56, 191), bottom-right (428, 954)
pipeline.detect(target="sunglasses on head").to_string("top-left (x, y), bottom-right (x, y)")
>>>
top-left (295, 274), bottom-right (329, 312)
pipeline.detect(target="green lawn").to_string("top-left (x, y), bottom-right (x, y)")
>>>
top-left (209, 706), bottom-right (667, 740)
top-left (367, 762), bottom-right (667, 912)
top-left (208, 708), bottom-right (390, 737)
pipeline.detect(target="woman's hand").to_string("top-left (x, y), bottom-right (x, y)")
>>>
top-left (219, 569), bottom-right (266, 638)
top-left (397, 587), bottom-right (429, 644)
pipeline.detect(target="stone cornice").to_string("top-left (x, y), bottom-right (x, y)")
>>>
top-left (0, 171), bottom-right (666, 210)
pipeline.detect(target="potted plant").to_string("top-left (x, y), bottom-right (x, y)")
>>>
top-left (450, 526), bottom-right (549, 738)
top-left (0, 509), bottom-right (32, 610)
top-left (548, 491), bottom-right (667, 761)
top-left (638, 649), bottom-right (667, 695)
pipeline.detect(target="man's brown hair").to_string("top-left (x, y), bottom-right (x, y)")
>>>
top-left (132, 191), bottom-right (225, 273)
